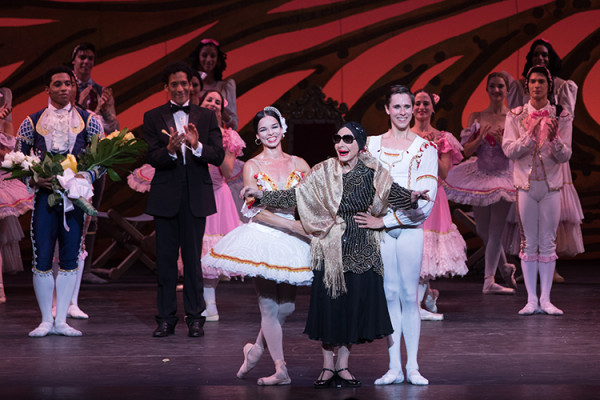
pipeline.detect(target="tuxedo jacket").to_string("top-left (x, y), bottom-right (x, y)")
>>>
top-left (143, 103), bottom-right (224, 218)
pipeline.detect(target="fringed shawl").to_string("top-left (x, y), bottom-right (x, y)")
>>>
top-left (295, 151), bottom-right (393, 298)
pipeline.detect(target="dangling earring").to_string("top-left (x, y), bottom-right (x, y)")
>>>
top-left (282, 133), bottom-right (285, 139)
top-left (255, 138), bottom-right (261, 146)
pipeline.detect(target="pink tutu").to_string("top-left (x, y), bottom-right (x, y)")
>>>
top-left (421, 132), bottom-right (468, 279)
top-left (444, 157), bottom-right (516, 206)
top-left (0, 173), bottom-right (33, 219)
top-left (201, 164), bottom-right (242, 279)
top-left (422, 187), bottom-right (468, 279)
top-left (0, 215), bottom-right (25, 274)
top-left (127, 163), bottom-right (154, 193)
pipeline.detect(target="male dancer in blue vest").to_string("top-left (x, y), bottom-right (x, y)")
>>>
top-left (16, 66), bottom-right (104, 337)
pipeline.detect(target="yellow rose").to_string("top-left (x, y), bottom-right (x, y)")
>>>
top-left (60, 154), bottom-right (78, 173)
top-left (124, 132), bottom-right (135, 141)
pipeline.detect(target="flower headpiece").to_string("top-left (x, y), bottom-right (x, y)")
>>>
top-left (264, 106), bottom-right (287, 134)
top-left (201, 38), bottom-right (220, 47)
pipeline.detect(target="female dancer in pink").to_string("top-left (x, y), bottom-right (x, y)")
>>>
top-left (504, 39), bottom-right (583, 280)
top-left (411, 89), bottom-right (467, 320)
top-left (359, 84), bottom-right (438, 385)
top-left (202, 107), bottom-right (312, 385)
top-left (0, 88), bottom-right (34, 303)
top-left (502, 66), bottom-right (572, 315)
top-left (197, 90), bottom-right (245, 321)
top-left (444, 73), bottom-right (517, 294)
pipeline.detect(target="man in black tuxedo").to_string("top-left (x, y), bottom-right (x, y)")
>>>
top-left (143, 62), bottom-right (224, 338)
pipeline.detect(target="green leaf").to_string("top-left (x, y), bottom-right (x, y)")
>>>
top-left (107, 168), bottom-right (121, 182)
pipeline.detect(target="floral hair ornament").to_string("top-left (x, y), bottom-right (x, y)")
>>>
top-left (264, 106), bottom-right (288, 134)
top-left (432, 93), bottom-right (440, 105)
top-left (201, 38), bottom-right (220, 47)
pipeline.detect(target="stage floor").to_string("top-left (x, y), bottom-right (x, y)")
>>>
top-left (1, 260), bottom-right (599, 400)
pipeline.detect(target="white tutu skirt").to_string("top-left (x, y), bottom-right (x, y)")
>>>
top-left (421, 224), bottom-right (469, 280)
top-left (444, 157), bottom-right (516, 206)
top-left (201, 221), bottom-right (313, 286)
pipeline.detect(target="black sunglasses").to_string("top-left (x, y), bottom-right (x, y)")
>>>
top-left (332, 134), bottom-right (356, 144)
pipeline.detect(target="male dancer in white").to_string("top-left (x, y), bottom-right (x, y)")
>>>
top-left (356, 85), bottom-right (438, 385)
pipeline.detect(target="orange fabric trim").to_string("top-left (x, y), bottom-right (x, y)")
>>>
top-left (0, 195), bottom-right (34, 208)
top-left (208, 249), bottom-right (311, 273)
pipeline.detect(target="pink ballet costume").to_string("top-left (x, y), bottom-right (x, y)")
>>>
top-left (126, 163), bottom-right (154, 193)
top-left (201, 128), bottom-right (245, 279)
top-left (421, 132), bottom-right (468, 280)
top-left (0, 133), bottom-right (34, 273)
top-left (444, 122), bottom-right (516, 206)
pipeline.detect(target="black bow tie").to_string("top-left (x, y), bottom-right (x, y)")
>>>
top-left (170, 103), bottom-right (190, 114)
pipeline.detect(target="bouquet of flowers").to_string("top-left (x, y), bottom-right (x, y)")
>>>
top-left (1, 128), bottom-right (147, 216)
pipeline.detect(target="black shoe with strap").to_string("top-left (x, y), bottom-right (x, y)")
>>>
top-left (335, 368), bottom-right (361, 388)
top-left (314, 368), bottom-right (337, 388)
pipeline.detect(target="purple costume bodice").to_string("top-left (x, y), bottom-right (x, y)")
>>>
top-left (476, 141), bottom-right (509, 174)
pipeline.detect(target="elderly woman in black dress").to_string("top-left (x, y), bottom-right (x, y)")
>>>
top-left (242, 122), bottom-right (429, 388)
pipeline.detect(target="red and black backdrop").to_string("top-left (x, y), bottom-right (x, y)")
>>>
top-left (2, 0), bottom-right (599, 258)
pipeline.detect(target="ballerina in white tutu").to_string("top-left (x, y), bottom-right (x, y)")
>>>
top-left (202, 106), bottom-right (311, 386)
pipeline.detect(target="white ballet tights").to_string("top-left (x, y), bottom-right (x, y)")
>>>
top-left (378, 229), bottom-right (424, 380)
top-left (257, 297), bottom-right (295, 362)
top-left (518, 183), bottom-right (561, 260)
top-left (473, 201), bottom-right (512, 278)
top-left (518, 183), bottom-right (562, 313)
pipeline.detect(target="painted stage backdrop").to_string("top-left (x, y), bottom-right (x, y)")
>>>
top-left (2, 0), bottom-right (599, 258)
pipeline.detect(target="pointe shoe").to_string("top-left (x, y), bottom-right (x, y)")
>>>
top-left (482, 278), bottom-right (515, 295)
top-left (236, 343), bottom-right (264, 378)
top-left (201, 302), bottom-right (219, 322)
top-left (553, 270), bottom-right (565, 284)
top-left (335, 368), bottom-right (361, 388)
top-left (420, 308), bottom-right (444, 321)
top-left (257, 360), bottom-right (291, 386)
top-left (407, 369), bottom-right (429, 385)
top-left (540, 302), bottom-right (563, 316)
top-left (518, 302), bottom-right (539, 315)
top-left (29, 322), bottom-right (54, 337)
top-left (314, 368), bottom-right (337, 388)
top-left (67, 304), bottom-right (89, 319)
top-left (499, 263), bottom-right (517, 289)
top-left (424, 289), bottom-right (439, 313)
top-left (52, 322), bottom-right (82, 337)
top-left (374, 369), bottom-right (404, 385)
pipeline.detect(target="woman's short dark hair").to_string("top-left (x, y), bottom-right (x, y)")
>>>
top-left (161, 62), bottom-right (193, 85)
top-left (190, 40), bottom-right (228, 81)
top-left (199, 90), bottom-right (225, 112)
top-left (522, 39), bottom-right (562, 78)
top-left (385, 84), bottom-right (414, 107)
top-left (253, 108), bottom-right (282, 133)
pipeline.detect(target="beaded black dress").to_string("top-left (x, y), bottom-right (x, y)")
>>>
top-left (260, 160), bottom-right (414, 346)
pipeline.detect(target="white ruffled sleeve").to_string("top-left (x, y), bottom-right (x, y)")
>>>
top-left (383, 143), bottom-right (439, 227)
